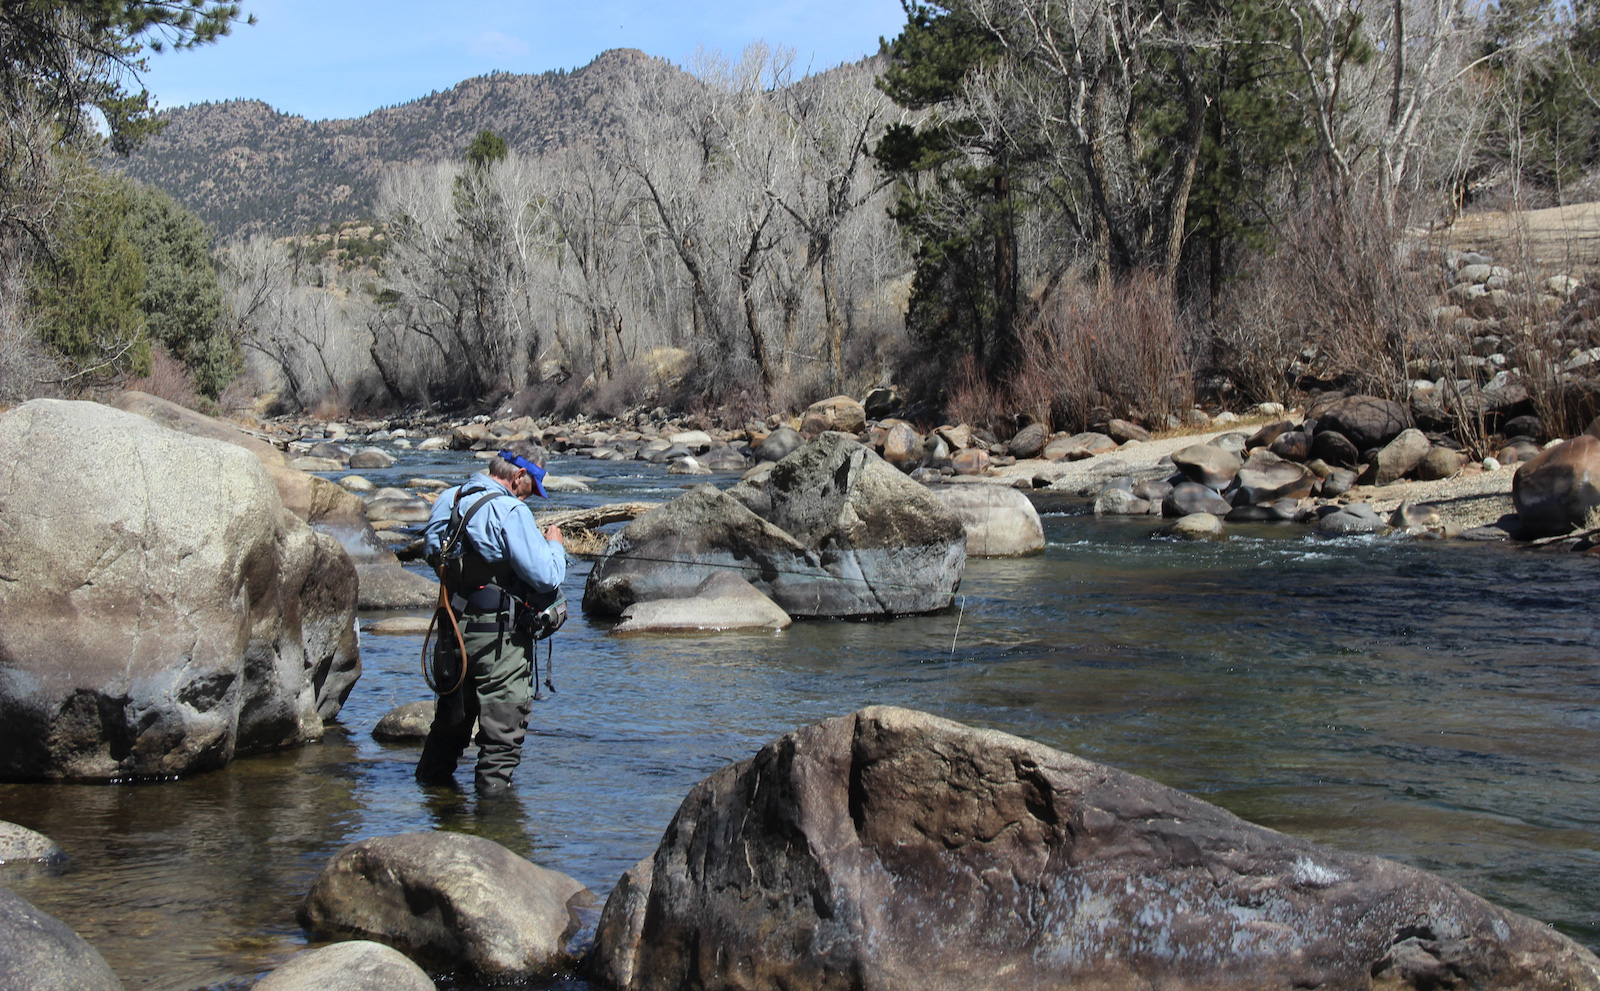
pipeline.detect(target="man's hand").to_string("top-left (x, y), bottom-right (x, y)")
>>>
top-left (543, 524), bottom-right (565, 545)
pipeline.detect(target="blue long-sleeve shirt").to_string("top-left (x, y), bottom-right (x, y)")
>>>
top-left (423, 474), bottom-right (566, 594)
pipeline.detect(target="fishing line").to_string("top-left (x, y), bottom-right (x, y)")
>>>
top-left (950, 595), bottom-right (967, 652)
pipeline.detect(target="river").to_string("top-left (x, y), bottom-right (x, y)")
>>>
top-left (1, 445), bottom-right (1596, 990)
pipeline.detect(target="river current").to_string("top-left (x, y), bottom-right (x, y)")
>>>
top-left (1, 446), bottom-right (1596, 990)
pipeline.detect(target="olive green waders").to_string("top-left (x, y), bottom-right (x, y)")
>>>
top-left (415, 619), bottom-right (534, 795)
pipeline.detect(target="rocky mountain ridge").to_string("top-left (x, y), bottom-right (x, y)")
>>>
top-left (115, 48), bottom-right (685, 240)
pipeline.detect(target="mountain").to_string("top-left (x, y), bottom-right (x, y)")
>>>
top-left (116, 49), bottom-right (687, 241)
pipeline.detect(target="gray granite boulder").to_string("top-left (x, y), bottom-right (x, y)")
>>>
top-left (588, 707), bottom-right (1600, 991)
top-left (1163, 481), bottom-right (1234, 517)
top-left (348, 447), bottom-right (395, 470)
top-left (1094, 488), bottom-right (1152, 516)
top-left (0, 400), bottom-right (359, 781)
top-left (252, 940), bottom-right (435, 991)
top-left (0, 887), bottom-right (123, 991)
top-left (755, 427), bottom-right (805, 463)
top-left (931, 485), bottom-right (1045, 556)
top-left (300, 832), bottom-right (590, 984)
top-left (1512, 435), bottom-right (1600, 537)
top-left (586, 435), bottom-right (965, 618)
top-left (1166, 512), bottom-right (1225, 539)
top-left (1318, 502), bottom-right (1390, 535)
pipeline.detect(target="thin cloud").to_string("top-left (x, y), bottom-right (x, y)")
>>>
top-left (469, 31), bottom-right (531, 60)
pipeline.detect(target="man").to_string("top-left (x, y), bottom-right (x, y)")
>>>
top-left (415, 442), bottom-right (566, 796)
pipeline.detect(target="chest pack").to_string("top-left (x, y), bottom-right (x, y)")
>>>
top-left (421, 486), bottom-right (567, 696)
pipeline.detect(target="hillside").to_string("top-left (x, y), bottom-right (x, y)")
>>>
top-left (116, 48), bottom-right (688, 240)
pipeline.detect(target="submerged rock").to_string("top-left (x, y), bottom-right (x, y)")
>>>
top-left (589, 706), bottom-right (1600, 991)
top-left (0, 887), bottom-right (124, 991)
top-left (0, 821), bottom-right (66, 871)
top-left (252, 940), bottom-right (435, 991)
top-left (0, 400), bottom-right (359, 781)
top-left (372, 701), bottom-right (439, 743)
top-left (300, 832), bottom-right (591, 984)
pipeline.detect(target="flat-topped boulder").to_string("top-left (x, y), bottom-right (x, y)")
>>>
top-left (585, 435), bottom-right (964, 618)
top-left (1172, 443), bottom-right (1242, 489)
top-left (613, 572), bottom-right (792, 633)
top-left (0, 400), bottom-right (359, 780)
top-left (589, 706), bottom-right (1600, 991)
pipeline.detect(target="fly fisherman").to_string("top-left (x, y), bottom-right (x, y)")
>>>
top-left (415, 442), bottom-right (566, 796)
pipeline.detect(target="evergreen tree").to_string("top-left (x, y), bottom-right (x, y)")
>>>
top-left (29, 171), bottom-right (150, 381)
top-left (875, 1), bottom-right (1022, 383)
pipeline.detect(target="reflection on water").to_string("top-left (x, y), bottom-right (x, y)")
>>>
top-left (1, 454), bottom-right (1597, 990)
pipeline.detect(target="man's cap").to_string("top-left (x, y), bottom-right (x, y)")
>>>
top-left (499, 450), bottom-right (548, 499)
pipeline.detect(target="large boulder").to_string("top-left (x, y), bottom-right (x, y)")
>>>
top-left (109, 391), bottom-right (395, 566)
top-left (1163, 481), bottom-right (1234, 517)
top-left (355, 564), bottom-right (439, 611)
top-left (1315, 395), bottom-right (1412, 451)
top-left (299, 832), bottom-right (590, 984)
top-left (879, 421), bottom-right (922, 467)
top-left (585, 435), bottom-right (965, 618)
top-left (755, 427), bottom-right (805, 463)
top-left (1512, 435), bottom-right (1600, 537)
top-left (0, 887), bottom-right (124, 991)
top-left (1234, 450), bottom-right (1316, 505)
top-left (589, 707), bottom-right (1600, 991)
top-left (109, 391), bottom-right (284, 466)
top-left (1008, 422), bottom-right (1049, 459)
top-left (1372, 428), bottom-right (1432, 485)
top-left (0, 401), bottom-right (359, 780)
top-left (1171, 443), bottom-right (1242, 489)
top-left (252, 940), bottom-right (435, 991)
top-left (1043, 432), bottom-right (1115, 461)
top-left (613, 572), bottom-right (792, 633)
top-left (931, 485), bottom-right (1045, 556)
top-left (800, 396), bottom-right (867, 436)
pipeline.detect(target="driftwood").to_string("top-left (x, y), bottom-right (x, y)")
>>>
top-left (540, 501), bottom-right (661, 557)
top-left (538, 501), bottom-right (661, 532)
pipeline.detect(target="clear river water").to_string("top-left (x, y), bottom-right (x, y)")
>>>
top-left (1, 445), bottom-right (1596, 990)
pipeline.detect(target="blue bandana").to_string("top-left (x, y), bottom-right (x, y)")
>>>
top-left (499, 450), bottom-right (549, 499)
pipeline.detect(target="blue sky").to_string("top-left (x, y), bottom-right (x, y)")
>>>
top-left (137, 0), bottom-right (910, 121)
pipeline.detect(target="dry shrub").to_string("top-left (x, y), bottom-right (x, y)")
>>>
top-left (0, 267), bottom-right (60, 402)
top-left (945, 354), bottom-right (1010, 434)
top-left (1215, 194), bottom-right (1428, 404)
top-left (1013, 271), bottom-right (1195, 432)
top-left (309, 389), bottom-right (349, 421)
top-left (126, 346), bottom-right (200, 410)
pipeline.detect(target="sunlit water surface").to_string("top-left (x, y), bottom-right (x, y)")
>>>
top-left (1, 449), bottom-right (1596, 989)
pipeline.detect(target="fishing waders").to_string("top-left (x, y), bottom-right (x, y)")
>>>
top-left (416, 616), bottom-right (536, 796)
